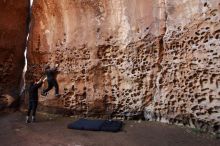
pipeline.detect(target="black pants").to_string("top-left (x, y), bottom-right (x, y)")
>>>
top-left (43, 79), bottom-right (59, 94)
top-left (27, 101), bottom-right (38, 116)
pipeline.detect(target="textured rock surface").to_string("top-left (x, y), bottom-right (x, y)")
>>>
top-left (0, 94), bottom-right (15, 110)
top-left (26, 0), bottom-right (165, 117)
top-left (26, 0), bottom-right (220, 133)
top-left (0, 0), bottom-right (29, 104)
top-left (152, 0), bottom-right (220, 133)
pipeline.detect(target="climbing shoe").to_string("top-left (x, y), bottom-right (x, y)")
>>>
top-left (26, 116), bottom-right (30, 123)
top-left (32, 116), bottom-right (36, 122)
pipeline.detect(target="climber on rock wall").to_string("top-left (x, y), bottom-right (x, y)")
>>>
top-left (41, 64), bottom-right (60, 97)
top-left (26, 77), bottom-right (46, 123)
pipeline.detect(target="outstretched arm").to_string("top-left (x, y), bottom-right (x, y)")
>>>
top-left (36, 78), bottom-right (43, 84)
top-left (43, 77), bottom-right (47, 82)
top-left (35, 78), bottom-right (45, 88)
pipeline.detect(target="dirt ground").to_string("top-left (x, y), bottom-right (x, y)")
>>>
top-left (0, 112), bottom-right (219, 146)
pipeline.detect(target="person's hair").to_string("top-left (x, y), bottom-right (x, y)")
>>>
top-left (44, 64), bottom-right (50, 70)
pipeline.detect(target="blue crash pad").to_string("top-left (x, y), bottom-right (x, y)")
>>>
top-left (67, 119), bottom-right (123, 132)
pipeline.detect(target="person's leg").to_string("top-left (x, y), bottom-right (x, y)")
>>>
top-left (42, 80), bottom-right (53, 95)
top-left (53, 79), bottom-right (59, 95)
top-left (32, 101), bottom-right (38, 122)
top-left (27, 102), bottom-right (32, 116)
top-left (26, 101), bottom-right (33, 123)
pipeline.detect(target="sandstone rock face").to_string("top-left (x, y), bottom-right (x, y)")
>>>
top-left (0, 94), bottom-right (15, 110)
top-left (27, 0), bottom-right (165, 117)
top-left (0, 1), bottom-right (29, 98)
top-left (153, 0), bottom-right (220, 132)
top-left (27, 0), bottom-right (220, 133)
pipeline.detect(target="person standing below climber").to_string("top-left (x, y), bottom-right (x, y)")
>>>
top-left (26, 77), bottom-right (46, 123)
top-left (41, 64), bottom-right (60, 97)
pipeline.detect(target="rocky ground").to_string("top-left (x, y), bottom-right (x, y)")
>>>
top-left (0, 112), bottom-right (219, 146)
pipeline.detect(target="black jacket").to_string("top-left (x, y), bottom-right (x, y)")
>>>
top-left (29, 81), bottom-right (43, 101)
top-left (45, 68), bottom-right (57, 80)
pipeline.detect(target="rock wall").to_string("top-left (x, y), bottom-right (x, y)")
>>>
top-left (26, 0), bottom-right (220, 133)
top-left (0, 0), bottom-right (29, 108)
top-left (152, 0), bottom-right (220, 133)
top-left (26, 0), bottom-right (165, 117)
